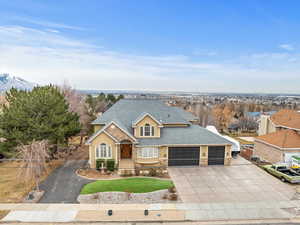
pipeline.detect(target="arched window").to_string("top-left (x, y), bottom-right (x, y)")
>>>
top-left (96, 143), bottom-right (112, 158)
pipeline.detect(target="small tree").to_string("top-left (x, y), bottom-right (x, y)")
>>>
top-left (17, 140), bottom-right (50, 191)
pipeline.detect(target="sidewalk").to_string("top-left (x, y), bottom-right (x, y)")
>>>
top-left (1, 200), bottom-right (300, 222)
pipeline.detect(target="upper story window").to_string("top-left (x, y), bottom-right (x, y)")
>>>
top-left (96, 143), bottom-right (112, 158)
top-left (140, 123), bottom-right (155, 136)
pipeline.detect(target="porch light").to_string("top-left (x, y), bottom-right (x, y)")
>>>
top-left (108, 209), bottom-right (113, 216)
top-left (144, 209), bottom-right (149, 216)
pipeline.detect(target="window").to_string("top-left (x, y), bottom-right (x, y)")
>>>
top-left (138, 147), bottom-right (159, 158)
top-left (96, 143), bottom-right (112, 158)
top-left (144, 124), bottom-right (151, 136)
top-left (140, 123), bottom-right (155, 137)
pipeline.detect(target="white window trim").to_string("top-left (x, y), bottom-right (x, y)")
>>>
top-left (95, 143), bottom-right (113, 159)
top-left (138, 147), bottom-right (159, 158)
top-left (140, 124), bottom-right (154, 137)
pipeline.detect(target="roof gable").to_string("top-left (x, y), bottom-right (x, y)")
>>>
top-left (132, 112), bottom-right (162, 127)
top-left (86, 121), bottom-right (137, 145)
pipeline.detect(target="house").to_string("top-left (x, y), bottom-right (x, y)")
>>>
top-left (254, 109), bottom-right (300, 164)
top-left (86, 99), bottom-right (232, 174)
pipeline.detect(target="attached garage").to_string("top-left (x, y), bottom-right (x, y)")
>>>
top-left (208, 146), bottom-right (225, 165)
top-left (168, 147), bottom-right (200, 166)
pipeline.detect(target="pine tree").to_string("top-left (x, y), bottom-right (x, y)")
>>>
top-left (0, 85), bottom-right (81, 157)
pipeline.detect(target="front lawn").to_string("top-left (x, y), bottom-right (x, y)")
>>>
top-left (80, 178), bottom-right (174, 194)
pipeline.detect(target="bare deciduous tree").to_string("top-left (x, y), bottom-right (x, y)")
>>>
top-left (60, 82), bottom-right (92, 144)
top-left (17, 140), bottom-right (50, 191)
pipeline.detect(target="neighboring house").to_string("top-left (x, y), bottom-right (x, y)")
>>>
top-left (246, 111), bottom-right (276, 123)
top-left (254, 109), bottom-right (300, 164)
top-left (86, 99), bottom-right (232, 174)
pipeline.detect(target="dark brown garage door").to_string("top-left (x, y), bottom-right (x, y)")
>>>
top-left (208, 146), bottom-right (225, 165)
top-left (168, 147), bottom-right (199, 166)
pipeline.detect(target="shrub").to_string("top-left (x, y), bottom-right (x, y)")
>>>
top-left (135, 168), bottom-right (141, 176)
top-left (168, 193), bottom-right (178, 201)
top-left (96, 159), bottom-right (106, 170)
top-left (106, 159), bottom-right (115, 171)
top-left (148, 168), bottom-right (157, 177)
top-left (168, 186), bottom-right (176, 193)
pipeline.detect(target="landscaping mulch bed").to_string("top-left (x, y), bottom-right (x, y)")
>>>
top-left (77, 168), bottom-right (170, 180)
top-left (77, 168), bottom-right (120, 179)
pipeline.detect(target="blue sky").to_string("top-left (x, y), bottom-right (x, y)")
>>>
top-left (0, 0), bottom-right (299, 93)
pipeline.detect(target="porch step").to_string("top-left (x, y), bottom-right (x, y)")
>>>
top-left (118, 159), bottom-right (135, 175)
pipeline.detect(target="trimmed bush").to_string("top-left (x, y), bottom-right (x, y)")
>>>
top-left (96, 159), bottom-right (106, 170)
top-left (106, 159), bottom-right (115, 171)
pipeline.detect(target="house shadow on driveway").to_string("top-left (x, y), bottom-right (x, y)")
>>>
top-left (39, 160), bottom-right (92, 203)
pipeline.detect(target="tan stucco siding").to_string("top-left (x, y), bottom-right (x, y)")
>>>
top-left (134, 115), bottom-right (161, 138)
top-left (89, 132), bottom-right (118, 168)
top-left (93, 125), bottom-right (104, 133)
top-left (254, 141), bottom-right (283, 163)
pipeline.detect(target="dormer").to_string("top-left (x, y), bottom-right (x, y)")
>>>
top-left (132, 113), bottom-right (163, 138)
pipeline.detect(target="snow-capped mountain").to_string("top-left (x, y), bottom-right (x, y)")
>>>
top-left (0, 73), bottom-right (36, 92)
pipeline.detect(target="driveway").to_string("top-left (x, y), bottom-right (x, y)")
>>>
top-left (168, 156), bottom-right (297, 203)
top-left (39, 160), bottom-right (91, 203)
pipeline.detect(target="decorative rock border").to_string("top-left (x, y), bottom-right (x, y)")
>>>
top-left (77, 189), bottom-right (180, 204)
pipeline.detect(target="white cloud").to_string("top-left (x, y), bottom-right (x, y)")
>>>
top-left (0, 25), bottom-right (299, 93)
top-left (279, 44), bottom-right (294, 51)
top-left (9, 16), bottom-right (85, 31)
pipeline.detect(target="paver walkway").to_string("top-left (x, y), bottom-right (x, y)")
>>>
top-left (39, 160), bottom-right (91, 203)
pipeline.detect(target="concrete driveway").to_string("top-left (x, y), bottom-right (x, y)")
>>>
top-left (39, 160), bottom-right (91, 203)
top-left (168, 156), bottom-right (297, 203)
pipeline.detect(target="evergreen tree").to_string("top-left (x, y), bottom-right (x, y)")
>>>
top-left (0, 85), bottom-right (81, 157)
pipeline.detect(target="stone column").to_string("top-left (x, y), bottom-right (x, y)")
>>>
top-left (200, 146), bottom-right (208, 166)
top-left (224, 145), bottom-right (232, 166)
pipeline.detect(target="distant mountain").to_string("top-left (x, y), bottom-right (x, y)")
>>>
top-left (0, 73), bottom-right (36, 92)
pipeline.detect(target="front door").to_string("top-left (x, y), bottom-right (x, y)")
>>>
top-left (121, 144), bottom-right (132, 158)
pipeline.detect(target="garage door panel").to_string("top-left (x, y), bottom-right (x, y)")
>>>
top-left (168, 147), bottom-right (199, 166)
top-left (208, 146), bottom-right (225, 165)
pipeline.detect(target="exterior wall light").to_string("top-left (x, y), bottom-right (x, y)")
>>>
top-left (108, 210), bottom-right (113, 216)
top-left (144, 209), bottom-right (149, 216)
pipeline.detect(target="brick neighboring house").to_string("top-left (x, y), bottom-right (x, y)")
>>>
top-left (86, 99), bottom-right (232, 174)
top-left (254, 109), bottom-right (300, 164)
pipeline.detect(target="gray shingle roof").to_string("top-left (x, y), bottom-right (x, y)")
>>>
top-left (92, 99), bottom-right (195, 132)
top-left (137, 125), bottom-right (232, 146)
top-left (91, 99), bottom-right (230, 146)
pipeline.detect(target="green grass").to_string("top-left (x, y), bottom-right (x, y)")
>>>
top-left (80, 178), bottom-right (174, 194)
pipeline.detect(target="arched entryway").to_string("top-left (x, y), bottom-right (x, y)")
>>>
top-left (120, 140), bottom-right (132, 159)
